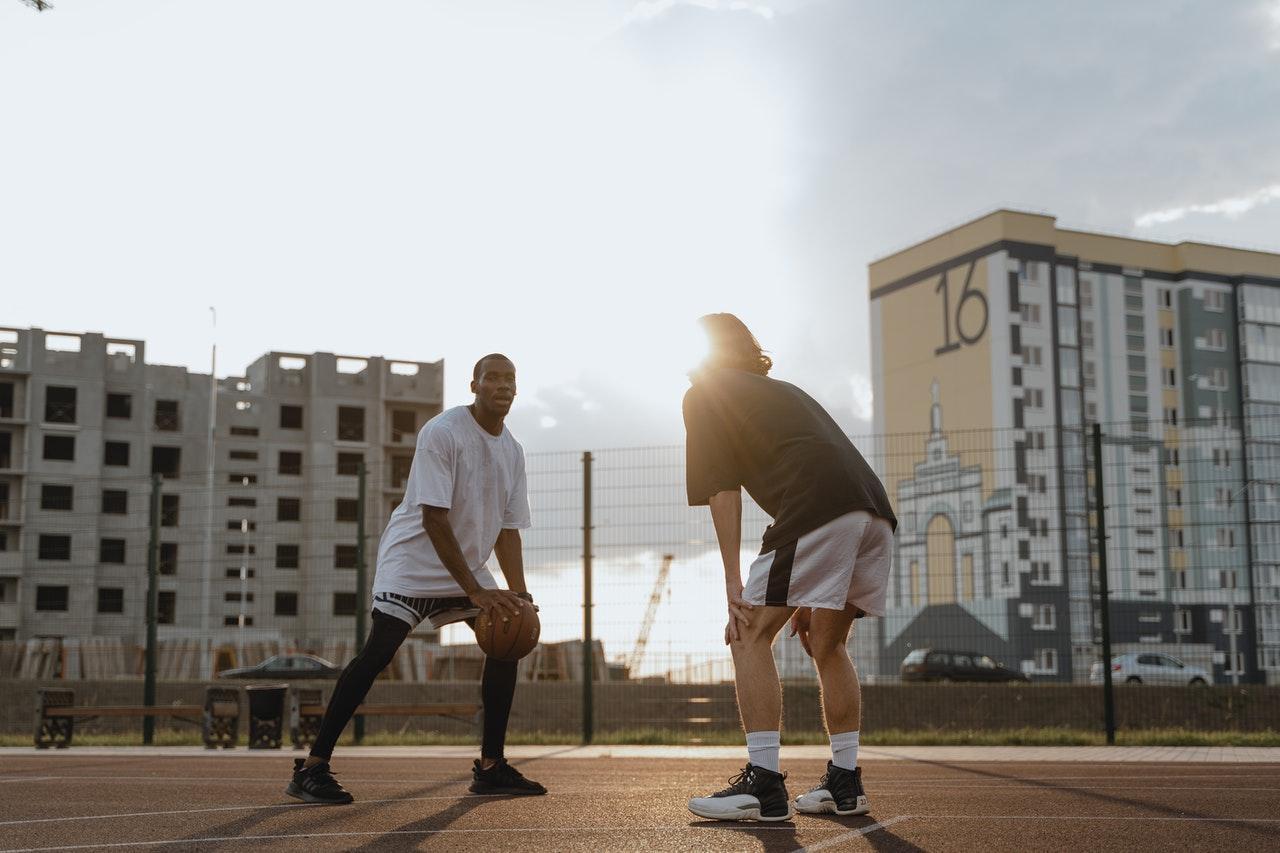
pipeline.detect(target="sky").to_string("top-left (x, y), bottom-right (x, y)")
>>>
top-left (4, 0), bottom-right (1280, 454)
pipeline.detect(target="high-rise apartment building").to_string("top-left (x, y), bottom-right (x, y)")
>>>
top-left (868, 210), bottom-right (1280, 684)
top-left (0, 327), bottom-right (442, 646)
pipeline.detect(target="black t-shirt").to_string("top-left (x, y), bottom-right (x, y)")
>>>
top-left (683, 368), bottom-right (897, 554)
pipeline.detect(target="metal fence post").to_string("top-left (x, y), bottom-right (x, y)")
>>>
top-left (1091, 423), bottom-right (1116, 745)
top-left (143, 473), bottom-right (162, 745)
top-left (582, 451), bottom-right (594, 745)
top-left (354, 461), bottom-right (367, 744)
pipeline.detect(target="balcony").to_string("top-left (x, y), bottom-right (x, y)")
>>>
top-left (0, 601), bottom-right (16, 627)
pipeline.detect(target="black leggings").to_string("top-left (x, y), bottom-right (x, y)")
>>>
top-left (309, 609), bottom-right (518, 761)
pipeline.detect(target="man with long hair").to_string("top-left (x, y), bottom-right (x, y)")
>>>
top-left (683, 314), bottom-right (896, 822)
top-left (284, 353), bottom-right (546, 804)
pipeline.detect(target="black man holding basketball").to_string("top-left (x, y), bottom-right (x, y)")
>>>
top-left (285, 353), bottom-right (546, 804)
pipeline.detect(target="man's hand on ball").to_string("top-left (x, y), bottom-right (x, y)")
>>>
top-left (469, 588), bottom-right (525, 621)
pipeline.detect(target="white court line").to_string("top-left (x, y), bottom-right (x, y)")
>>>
top-left (794, 814), bottom-right (913, 851)
top-left (0, 824), bottom-right (808, 853)
top-left (0, 793), bottom-right (512, 827)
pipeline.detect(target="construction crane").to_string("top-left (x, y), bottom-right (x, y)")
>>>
top-left (19, 1), bottom-right (54, 10)
top-left (627, 553), bottom-right (674, 677)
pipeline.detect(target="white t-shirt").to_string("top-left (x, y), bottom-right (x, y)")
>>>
top-left (373, 406), bottom-right (532, 597)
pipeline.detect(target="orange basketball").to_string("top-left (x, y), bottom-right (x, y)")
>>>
top-left (475, 602), bottom-right (540, 662)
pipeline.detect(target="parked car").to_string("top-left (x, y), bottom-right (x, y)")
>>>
top-left (217, 654), bottom-right (341, 680)
top-left (900, 648), bottom-right (1030, 683)
top-left (1089, 652), bottom-right (1209, 686)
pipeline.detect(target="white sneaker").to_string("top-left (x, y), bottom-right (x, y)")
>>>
top-left (794, 762), bottom-right (870, 816)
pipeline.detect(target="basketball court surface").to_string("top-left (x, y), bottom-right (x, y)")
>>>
top-left (2, 745), bottom-right (1279, 851)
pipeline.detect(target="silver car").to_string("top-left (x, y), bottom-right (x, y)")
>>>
top-left (1089, 652), bottom-right (1210, 686)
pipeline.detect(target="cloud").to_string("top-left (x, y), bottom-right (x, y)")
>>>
top-left (1269, 0), bottom-right (1280, 49)
top-left (623, 0), bottom-right (775, 27)
top-left (1135, 184), bottom-right (1280, 227)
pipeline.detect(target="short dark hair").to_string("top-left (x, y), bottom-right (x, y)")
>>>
top-left (473, 353), bottom-right (514, 382)
top-left (698, 314), bottom-right (772, 376)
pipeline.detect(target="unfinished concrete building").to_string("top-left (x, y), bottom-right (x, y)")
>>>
top-left (0, 327), bottom-right (444, 660)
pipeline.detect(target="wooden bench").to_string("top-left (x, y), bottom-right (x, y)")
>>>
top-left (34, 687), bottom-right (240, 749)
top-left (290, 687), bottom-right (479, 749)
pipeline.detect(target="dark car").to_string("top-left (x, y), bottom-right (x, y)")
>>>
top-left (217, 654), bottom-right (342, 680)
top-left (900, 648), bottom-right (1030, 683)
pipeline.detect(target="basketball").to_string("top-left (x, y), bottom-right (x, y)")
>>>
top-left (475, 601), bottom-right (541, 662)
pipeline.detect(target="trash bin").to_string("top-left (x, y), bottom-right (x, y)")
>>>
top-left (245, 684), bottom-right (288, 749)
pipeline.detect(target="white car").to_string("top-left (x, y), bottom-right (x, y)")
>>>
top-left (1089, 652), bottom-right (1210, 686)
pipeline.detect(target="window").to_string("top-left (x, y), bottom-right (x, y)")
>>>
top-left (102, 489), bottom-right (128, 514)
top-left (337, 406), bottom-right (365, 441)
top-left (1214, 448), bottom-right (1231, 468)
top-left (333, 592), bottom-right (357, 616)
top-left (276, 544), bottom-right (300, 569)
top-left (157, 591), bottom-right (175, 625)
top-left (229, 449), bottom-right (258, 461)
top-left (1035, 648), bottom-right (1058, 674)
top-left (224, 615), bottom-right (254, 627)
top-left (44, 386), bottom-right (77, 424)
top-left (335, 544), bottom-right (358, 569)
top-left (1221, 569), bottom-right (1238, 589)
top-left (40, 484), bottom-right (73, 511)
top-left (280, 404), bottom-right (304, 430)
top-left (161, 494), bottom-right (180, 527)
top-left (97, 587), bottom-right (124, 614)
top-left (1226, 608), bottom-right (1243, 634)
top-left (274, 591), bottom-right (299, 617)
top-left (99, 538), bottom-right (126, 563)
top-left (1167, 487), bottom-right (1183, 507)
top-left (1171, 528), bottom-right (1185, 548)
top-left (335, 498), bottom-right (359, 523)
top-left (154, 400), bottom-right (180, 431)
top-left (39, 534), bottom-right (71, 560)
top-left (159, 542), bottom-right (178, 575)
top-left (228, 497), bottom-right (257, 507)
top-left (1158, 288), bottom-right (1173, 308)
top-left (278, 451), bottom-right (302, 476)
top-left (228, 473), bottom-right (257, 485)
top-left (43, 435), bottom-right (75, 461)
top-left (1002, 561), bottom-right (1011, 586)
top-left (0, 381), bottom-right (11, 418)
top-left (1033, 604), bottom-right (1056, 630)
top-left (1025, 389), bottom-right (1044, 409)
top-left (1163, 368), bottom-right (1177, 388)
top-left (1226, 651), bottom-right (1246, 676)
top-left (1030, 561), bottom-right (1052, 585)
top-left (106, 393), bottom-right (132, 419)
top-left (224, 591), bottom-right (254, 603)
top-left (227, 520), bottom-right (257, 532)
top-left (229, 426), bottom-right (259, 437)
top-left (1216, 527), bottom-right (1236, 548)
top-left (151, 446), bottom-right (181, 479)
top-left (1204, 289), bottom-right (1226, 311)
top-left (1160, 328), bottom-right (1175, 348)
top-left (391, 455), bottom-right (412, 488)
top-left (103, 441), bottom-right (129, 466)
top-left (1023, 345), bottom-right (1043, 367)
top-left (1163, 407), bottom-right (1178, 427)
top-left (36, 585), bottom-right (69, 611)
top-left (1019, 303), bottom-right (1041, 324)
top-left (1207, 328), bottom-right (1227, 349)
top-left (1174, 609), bottom-right (1192, 633)
top-left (227, 543), bottom-right (256, 555)
top-left (225, 567), bottom-right (255, 579)
top-left (278, 497), bottom-right (301, 522)
top-left (1164, 447), bottom-right (1180, 466)
top-left (337, 452), bottom-right (363, 476)
top-left (1215, 487), bottom-right (1235, 509)
top-left (392, 409), bottom-right (417, 442)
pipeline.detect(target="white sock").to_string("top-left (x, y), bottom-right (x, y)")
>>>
top-left (830, 730), bottom-right (859, 771)
top-left (746, 730), bottom-right (781, 773)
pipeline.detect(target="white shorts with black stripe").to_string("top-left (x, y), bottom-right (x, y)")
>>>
top-left (371, 591), bottom-right (480, 630)
top-left (743, 510), bottom-right (894, 615)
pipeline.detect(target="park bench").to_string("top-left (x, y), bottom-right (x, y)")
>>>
top-left (290, 687), bottom-right (479, 749)
top-left (34, 687), bottom-right (241, 749)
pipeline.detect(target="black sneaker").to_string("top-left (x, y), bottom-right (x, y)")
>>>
top-left (688, 764), bottom-right (792, 822)
top-left (285, 758), bottom-right (354, 805)
top-left (794, 762), bottom-right (869, 816)
top-left (469, 758), bottom-right (547, 796)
